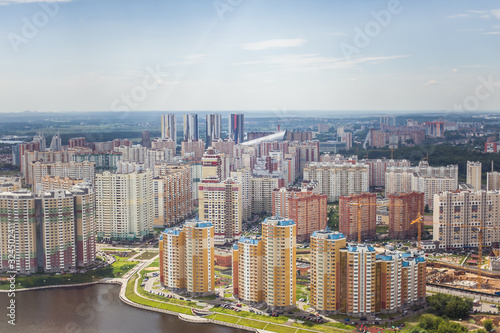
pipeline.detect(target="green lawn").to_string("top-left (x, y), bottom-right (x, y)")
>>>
top-left (264, 323), bottom-right (298, 333)
top-left (212, 306), bottom-right (288, 324)
top-left (211, 313), bottom-right (241, 324)
top-left (296, 283), bottom-right (309, 302)
top-left (237, 318), bottom-right (268, 329)
top-left (0, 258), bottom-right (137, 290)
top-left (136, 251), bottom-right (158, 260)
top-left (293, 321), bottom-right (348, 333)
top-left (147, 261), bottom-right (160, 268)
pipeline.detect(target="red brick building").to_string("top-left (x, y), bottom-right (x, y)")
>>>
top-left (388, 192), bottom-right (424, 239)
top-left (339, 193), bottom-right (377, 242)
top-left (288, 192), bottom-right (327, 241)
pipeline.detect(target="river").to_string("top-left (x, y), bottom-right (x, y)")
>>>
top-left (0, 284), bottom-right (247, 333)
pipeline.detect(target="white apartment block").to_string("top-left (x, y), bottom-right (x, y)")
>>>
top-left (303, 162), bottom-right (369, 202)
top-left (95, 170), bottom-right (154, 241)
top-left (433, 190), bottom-right (500, 249)
top-left (231, 168), bottom-right (253, 221)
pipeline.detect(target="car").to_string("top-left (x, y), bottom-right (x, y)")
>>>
top-left (179, 297), bottom-right (184, 300)
top-left (375, 317), bottom-right (381, 321)
top-left (236, 304), bottom-right (242, 307)
top-left (389, 317), bottom-right (395, 320)
top-left (491, 304), bottom-right (497, 308)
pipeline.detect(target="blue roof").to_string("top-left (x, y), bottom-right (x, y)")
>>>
top-left (402, 262), bottom-right (409, 267)
top-left (376, 255), bottom-right (393, 261)
top-left (239, 237), bottom-right (261, 245)
top-left (367, 246), bottom-right (375, 252)
top-left (196, 222), bottom-right (213, 228)
top-left (263, 217), bottom-right (295, 226)
top-left (415, 257), bottom-right (426, 263)
top-left (311, 230), bottom-right (345, 240)
top-left (164, 228), bottom-right (181, 236)
top-left (233, 243), bottom-right (238, 250)
top-left (401, 253), bottom-right (412, 258)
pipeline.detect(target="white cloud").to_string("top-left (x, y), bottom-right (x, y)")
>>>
top-left (482, 31), bottom-right (500, 35)
top-left (0, 0), bottom-right (70, 4)
top-left (492, 9), bottom-right (500, 19)
top-left (242, 39), bottom-right (306, 51)
top-left (233, 53), bottom-right (409, 72)
top-left (425, 80), bottom-right (439, 86)
top-left (452, 68), bottom-right (458, 73)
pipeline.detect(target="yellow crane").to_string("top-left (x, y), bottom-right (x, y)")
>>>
top-left (435, 221), bottom-right (498, 289)
top-left (411, 212), bottom-right (424, 251)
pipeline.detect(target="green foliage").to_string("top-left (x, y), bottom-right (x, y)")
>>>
top-left (427, 293), bottom-right (472, 319)
top-left (418, 314), bottom-right (444, 331)
top-left (483, 319), bottom-right (494, 332)
top-left (436, 321), bottom-right (468, 333)
top-left (409, 328), bottom-right (428, 333)
top-left (475, 329), bottom-right (488, 333)
top-left (327, 206), bottom-right (339, 230)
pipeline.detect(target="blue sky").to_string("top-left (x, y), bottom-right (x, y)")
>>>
top-left (0, 0), bottom-right (499, 113)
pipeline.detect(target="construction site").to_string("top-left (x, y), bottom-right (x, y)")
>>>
top-left (426, 261), bottom-right (500, 294)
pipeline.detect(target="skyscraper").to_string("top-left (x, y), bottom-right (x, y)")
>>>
top-left (161, 114), bottom-right (177, 142)
top-left (206, 113), bottom-right (221, 147)
top-left (49, 132), bottom-right (62, 151)
top-left (141, 131), bottom-right (151, 148)
top-left (229, 113), bottom-right (244, 144)
top-left (467, 161), bottom-right (482, 191)
top-left (183, 114), bottom-right (198, 141)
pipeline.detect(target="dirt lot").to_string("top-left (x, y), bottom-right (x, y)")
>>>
top-left (458, 314), bottom-right (500, 331)
top-left (427, 266), bottom-right (500, 294)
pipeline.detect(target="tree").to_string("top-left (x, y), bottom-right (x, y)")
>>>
top-left (418, 314), bottom-right (443, 331)
top-left (427, 293), bottom-right (473, 319)
top-left (436, 321), bottom-right (468, 333)
top-left (409, 327), bottom-right (428, 333)
top-left (484, 319), bottom-right (493, 332)
top-left (425, 204), bottom-right (430, 213)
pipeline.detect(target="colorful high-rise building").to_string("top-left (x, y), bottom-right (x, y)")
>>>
top-left (388, 192), bottom-right (424, 239)
top-left (198, 177), bottom-right (242, 245)
top-left (262, 217), bottom-right (296, 310)
top-left (72, 184), bottom-right (96, 268)
top-left (159, 220), bottom-right (214, 297)
top-left (310, 230), bottom-right (346, 314)
top-left (229, 113), bottom-right (244, 144)
top-left (0, 190), bottom-right (37, 274)
top-left (339, 193), bottom-right (377, 242)
top-left (232, 237), bottom-right (264, 305)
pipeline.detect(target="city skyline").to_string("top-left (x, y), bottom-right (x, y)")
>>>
top-left (0, 0), bottom-right (499, 113)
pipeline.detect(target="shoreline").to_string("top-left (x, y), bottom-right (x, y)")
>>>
top-left (0, 279), bottom-right (120, 293)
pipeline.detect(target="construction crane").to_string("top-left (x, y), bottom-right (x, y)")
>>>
top-left (411, 212), bottom-right (424, 251)
top-left (435, 221), bottom-right (499, 289)
top-left (348, 201), bottom-right (403, 244)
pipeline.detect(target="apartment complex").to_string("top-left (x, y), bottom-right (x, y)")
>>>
top-left (467, 161), bottom-right (482, 191)
top-left (153, 164), bottom-right (193, 228)
top-left (252, 176), bottom-right (282, 214)
top-left (287, 191), bottom-right (327, 241)
top-left (206, 113), bottom-right (221, 147)
top-left (181, 139), bottom-right (205, 159)
top-left (95, 170), bottom-right (154, 241)
top-left (303, 162), bottom-right (369, 202)
top-left (310, 230), bottom-right (346, 313)
top-left (388, 192), bottom-right (424, 239)
top-left (339, 193), bottom-right (377, 241)
top-left (159, 220), bottom-right (214, 297)
top-left (31, 160), bottom-right (95, 189)
top-left (433, 190), bottom-right (500, 249)
top-left (161, 114), bottom-right (177, 141)
top-left (487, 171), bottom-right (500, 191)
top-left (0, 177), bottom-right (22, 193)
top-left (231, 168), bottom-right (252, 221)
top-left (0, 191), bottom-right (38, 274)
top-left (262, 217), bottom-right (296, 310)
top-left (232, 237), bottom-right (264, 305)
top-left (72, 184), bottom-right (96, 268)
top-left (198, 177), bottom-right (242, 245)
top-left (37, 176), bottom-right (84, 194)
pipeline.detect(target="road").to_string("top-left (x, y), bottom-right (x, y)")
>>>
top-left (427, 285), bottom-right (500, 314)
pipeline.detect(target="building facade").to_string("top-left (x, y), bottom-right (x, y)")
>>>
top-left (388, 192), bottom-right (424, 240)
top-left (339, 193), bottom-right (377, 242)
top-left (232, 237), bottom-right (264, 305)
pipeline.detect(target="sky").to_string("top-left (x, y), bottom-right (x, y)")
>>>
top-left (0, 0), bottom-right (499, 113)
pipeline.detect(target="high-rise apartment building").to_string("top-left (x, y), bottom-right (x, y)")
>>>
top-left (487, 171), bottom-right (500, 191)
top-left (181, 139), bottom-right (205, 159)
top-left (141, 131), bottom-right (151, 148)
top-left (388, 192), bottom-right (424, 240)
top-left (251, 176), bottom-right (282, 214)
top-left (39, 190), bottom-right (76, 273)
top-left (202, 147), bottom-right (224, 181)
top-left (95, 170), bottom-right (153, 241)
top-left (231, 168), bottom-right (252, 221)
top-left (262, 217), bottom-right (296, 310)
top-left (161, 114), bottom-right (177, 142)
top-left (49, 133), bottom-right (62, 151)
top-left (159, 220), bottom-right (214, 297)
top-left (206, 113), bottom-right (222, 147)
top-left (287, 191), bottom-right (327, 241)
top-left (31, 160), bottom-right (95, 189)
top-left (229, 113), bottom-right (244, 144)
top-left (433, 190), bottom-right (500, 249)
top-left (303, 162), bottom-right (369, 202)
top-left (72, 184), bottom-right (96, 268)
top-left (68, 137), bottom-right (86, 149)
top-left (0, 191), bottom-right (37, 274)
top-left (467, 161), bottom-right (482, 191)
top-left (339, 193), bottom-right (377, 241)
top-left (339, 244), bottom-right (376, 316)
top-left (232, 237), bottom-right (264, 305)
top-left (183, 114), bottom-right (199, 141)
top-left (198, 177), bottom-right (242, 245)
top-left (153, 164), bottom-right (193, 228)
top-left (310, 230), bottom-right (346, 313)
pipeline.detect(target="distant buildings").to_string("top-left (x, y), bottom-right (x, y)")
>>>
top-left (181, 139), bottom-right (205, 159)
top-left (229, 113), bottom-right (244, 144)
top-left (206, 113), bottom-right (221, 147)
top-left (304, 162), bottom-right (369, 202)
top-left (487, 171), bottom-right (500, 191)
top-left (467, 161), bottom-right (482, 191)
top-left (159, 220), bottom-right (214, 297)
top-left (141, 131), bottom-right (151, 148)
top-left (161, 114), bottom-right (177, 142)
top-left (31, 161), bottom-right (95, 191)
top-left (183, 114), bottom-right (198, 141)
